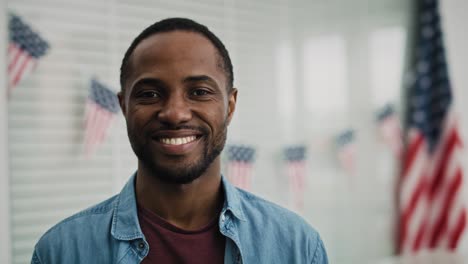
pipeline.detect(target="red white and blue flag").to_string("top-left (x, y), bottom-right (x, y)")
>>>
top-left (226, 145), bottom-right (255, 191)
top-left (284, 145), bottom-right (307, 211)
top-left (336, 129), bottom-right (356, 175)
top-left (83, 79), bottom-right (120, 156)
top-left (8, 13), bottom-right (49, 93)
top-left (398, 0), bottom-right (467, 254)
top-left (376, 104), bottom-right (403, 158)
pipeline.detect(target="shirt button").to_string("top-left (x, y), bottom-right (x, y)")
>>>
top-left (138, 242), bottom-right (145, 249)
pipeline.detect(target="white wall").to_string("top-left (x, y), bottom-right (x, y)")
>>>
top-left (441, 0), bottom-right (468, 136)
top-left (0, 0), bottom-right (11, 263)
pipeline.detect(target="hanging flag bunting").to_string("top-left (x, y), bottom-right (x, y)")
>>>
top-left (7, 13), bottom-right (49, 94)
top-left (83, 78), bottom-right (120, 156)
top-left (226, 145), bottom-right (255, 191)
top-left (335, 129), bottom-right (356, 175)
top-left (398, 0), bottom-right (467, 254)
top-left (376, 103), bottom-right (403, 158)
top-left (284, 145), bottom-right (307, 211)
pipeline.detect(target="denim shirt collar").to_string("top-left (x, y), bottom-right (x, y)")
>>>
top-left (111, 173), bottom-right (144, 241)
top-left (110, 173), bottom-right (246, 241)
top-left (221, 175), bottom-right (246, 221)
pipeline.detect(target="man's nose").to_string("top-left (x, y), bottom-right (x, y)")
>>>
top-left (157, 94), bottom-right (192, 125)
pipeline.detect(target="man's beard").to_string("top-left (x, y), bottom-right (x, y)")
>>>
top-left (128, 123), bottom-right (227, 184)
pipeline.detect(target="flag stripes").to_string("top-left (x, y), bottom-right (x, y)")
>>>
top-left (83, 79), bottom-right (120, 156)
top-left (226, 145), bottom-right (255, 190)
top-left (336, 129), bottom-right (356, 175)
top-left (398, 0), bottom-right (466, 253)
top-left (284, 146), bottom-right (307, 211)
top-left (376, 104), bottom-right (403, 157)
top-left (7, 13), bottom-right (49, 93)
top-left (399, 116), bottom-right (466, 252)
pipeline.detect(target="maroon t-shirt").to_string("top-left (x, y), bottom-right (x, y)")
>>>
top-left (138, 205), bottom-right (225, 264)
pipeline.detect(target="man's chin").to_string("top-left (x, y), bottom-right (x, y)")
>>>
top-left (154, 171), bottom-right (202, 185)
top-left (144, 161), bottom-right (209, 185)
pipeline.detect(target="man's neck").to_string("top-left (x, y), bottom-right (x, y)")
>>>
top-left (135, 161), bottom-right (223, 231)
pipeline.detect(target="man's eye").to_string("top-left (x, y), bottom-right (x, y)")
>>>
top-left (140, 91), bottom-right (159, 98)
top-left (191, 89), bottom-right (209, 96)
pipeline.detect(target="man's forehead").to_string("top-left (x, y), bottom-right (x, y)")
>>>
top-left (132, 31), bottom-right (218, 63)
top-left (126, 30), bottom-right (227, 88)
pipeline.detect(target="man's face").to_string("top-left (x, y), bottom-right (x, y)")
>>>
top-left (119, 31), bottom-right (237, 184)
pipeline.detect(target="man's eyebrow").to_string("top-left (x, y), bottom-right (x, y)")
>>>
top-left (131, 78), bottom-right (166, 91)
top-left (183, 75), bottom-right (218, 85)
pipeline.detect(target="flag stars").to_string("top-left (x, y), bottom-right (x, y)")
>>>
top-left (285, 146), bottom-right (306, 162)
top-left (436, 52), bottom-right (445, 63)
top-left (420, 11), bottom-right (434, 23)
top-left (422, 26), bottom-right (435, 39)
top-left (9, 14), bottom-right (49, 58)
top-left (413, 111), bottom-right (426, 123)
top-left (417, 61), bottom-right (430, 74)
top-left (412, 96), bottom-right (426, 108)
top-left (228, 146), bottom-right (255, 163)
top-left (90, 79), bottom-right (120, 113)
top-left (419, 76), bottom-right (432, 89)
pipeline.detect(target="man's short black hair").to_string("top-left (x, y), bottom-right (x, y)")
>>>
top-left (120, 17), bottom-right (234, 92)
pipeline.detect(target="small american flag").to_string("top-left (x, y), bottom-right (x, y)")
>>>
top-left (398, 0), bottom-right (467, 254)
top-left (83, 79), bottom-right (120, 156)
top-left (376, 103), bottom-right (403, 158)
top-left (8, 13), bottom-right (49, 93)
top-left (335, 129), bottom-right (356, 175)
top-left (284, 145), bottom-right (307, 211)
top-left (226, 145), bottom-right (255, 190)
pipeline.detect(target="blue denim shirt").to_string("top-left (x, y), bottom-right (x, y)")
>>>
top-left (32, 174), bottom-right (328, 263)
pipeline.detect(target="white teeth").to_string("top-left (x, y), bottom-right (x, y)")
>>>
top-left (160, 136), bottom-right (196, 145)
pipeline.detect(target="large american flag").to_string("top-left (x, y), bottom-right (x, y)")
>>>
top-left (83, 79), bottom-right (120, 156)
top-left (226, 145), bottom-right (255, 191)
top-left (376, 104), bottom-right (403, 158)
top-left (336, 129), bottom-right (356, 175)
top-left (8, 13), bottom-right (49, 93)
top-left (284, 145), bottom-right (307, 211)
top-left (398, 0), bottom-right (467, 253)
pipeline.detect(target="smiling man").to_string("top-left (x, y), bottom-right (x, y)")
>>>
top-left (31, 18), bottom-right (328, 264)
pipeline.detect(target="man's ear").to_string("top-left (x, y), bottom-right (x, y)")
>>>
top-left (117, 91), bottom-right (126, 115)
top-left (226, 88), bottom-right (237, 125)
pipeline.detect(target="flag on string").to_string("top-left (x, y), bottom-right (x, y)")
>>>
top-left (8, 13), bottom-right (49, 93)
top-left (376, 103), bottom-right (403, 158)
top-left (284, 145), bottom-right (307, 211)
top-left (398, 0), bottom-right (467, 254)
top-left (226, 145), bottom-right (255, 190)
top-left (83, 79), bottom-right (120, 156)
top-left (335, 129), bottom-right (356, 175)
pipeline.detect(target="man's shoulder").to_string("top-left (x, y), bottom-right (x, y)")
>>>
top-left (237, 189), bottom-right (328, 264)
top-left (236, 188), bottom-right (316, 233)
top-left (36, 194), bottom-right (118, 246)
top-left (32, 194), bottom-right (122, 263)
top-left (234, 188), bottom-right (328, 263)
